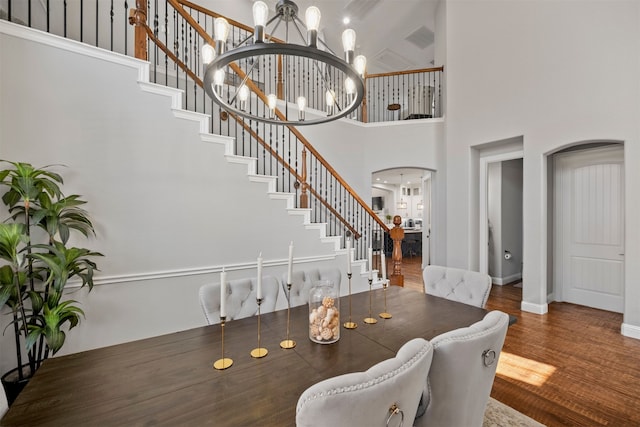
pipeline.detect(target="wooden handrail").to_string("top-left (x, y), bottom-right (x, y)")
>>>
top-left (174, 0), bottom-right (285, 44)
top-left (365, 66), bottom-right (444, 80)
top-left (167, 0), bottom-right (389, 235)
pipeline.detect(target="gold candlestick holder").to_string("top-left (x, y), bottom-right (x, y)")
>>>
top-left (343, 272), bottom-right (357, 329)
top-left (280, 283), bottom-right (296, 349)
top-left (213, 316), bottom-right (233, 370)
top-left (251, 298), bottom-right (268, 358)
top-left (379, 279), bottom-right (392, 319)
top-left (363, 277), bottom-right (378, 324)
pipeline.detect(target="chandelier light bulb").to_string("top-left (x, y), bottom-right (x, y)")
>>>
top-left (297, 96), bottom-right (306, 121)
top-left (252, 1), bottom-right (269, 27)
top-left (213, 69), bottom-right (225, 87)
top-left (305, 7), bottom-right (321, 31)
top-left (305, 6), bottom-right (321, 48)
top-left (201, 44), bottom-right (216, 65)
top-left (238, 85), bottom-right (250, 110)
top-left (354, 55), bottom-right (367, 77)
top-left (267, 93), bottom-right (277, 118)
top-left (252, 1), bottom-right (269, 43)
top-left (342, 29), bottom-right (356, 64)
top-left (214, 17), bottom-right (230, 55)
top-left (238, 85), bottom-right (250, 101)
top-left (326, 89), bottom-right (335, 116)
top-left (345, 77), bottom-right (356, 95)
top-left (214, 18), bottom-right (230, 42)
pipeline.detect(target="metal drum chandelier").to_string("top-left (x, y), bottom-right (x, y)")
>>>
top-left (202, 0), bottom-right (367, 126)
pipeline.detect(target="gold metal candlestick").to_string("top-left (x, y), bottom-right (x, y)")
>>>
top-left (280, 283), bottom-right (296, 349)
top-left (343, 272), bottom-right (357, 329)
top-left (251, 298), bottom-right (268, 358)
top-left (379, 279), bottom-right (392, 319)
top-left (363, 278), bottom-right (378, 324)
top-left (213, 316), bottom-right (233, 370)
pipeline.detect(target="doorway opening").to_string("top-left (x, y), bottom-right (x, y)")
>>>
top-left (372, 167), bottom-right (433, 292)
top-left (479, 152), bottom-right (524, 286)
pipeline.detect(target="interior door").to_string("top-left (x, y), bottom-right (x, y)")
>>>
top-left (554, 145), bottom-right (624, 312)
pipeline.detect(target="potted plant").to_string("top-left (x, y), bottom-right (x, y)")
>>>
top-left (0, 160), bottom-right (102, 405)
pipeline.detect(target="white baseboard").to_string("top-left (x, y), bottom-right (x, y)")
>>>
top-left (521, 300), bottom-right (548, 315)
top-left (621, 323), bottom-right (640, 340)
top-left (491, 272), bottom-right (522, 286)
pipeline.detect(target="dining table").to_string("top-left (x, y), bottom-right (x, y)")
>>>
top-left (0, 286), bottom-right (488, 426)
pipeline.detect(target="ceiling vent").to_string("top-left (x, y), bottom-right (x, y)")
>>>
top-left (405, 26), bottom-right (434, 50)
top-left (344, 0), bottom-right (381, 20)
top-left (372, 48), bottom-right (414, 72)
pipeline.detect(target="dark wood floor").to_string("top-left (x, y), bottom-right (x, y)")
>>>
top-left (401, 257), bottom-right (640, 426)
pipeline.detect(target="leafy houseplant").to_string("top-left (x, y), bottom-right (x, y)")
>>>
top-left (0, 161), bottom-right (102, 405)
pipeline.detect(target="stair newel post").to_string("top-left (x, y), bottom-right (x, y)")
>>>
top-left (129, 0), bottom-right (148, 61)
top-left (389, 215), bottom-right (404, 287)
top-left (300, 148), bottom-right (309, 208)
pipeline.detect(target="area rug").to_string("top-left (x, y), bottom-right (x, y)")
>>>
top-left (484, 398), bottom-right (545, 427)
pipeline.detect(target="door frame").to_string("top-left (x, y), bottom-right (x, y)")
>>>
top-left (479, 151), bottom-right (524, 276)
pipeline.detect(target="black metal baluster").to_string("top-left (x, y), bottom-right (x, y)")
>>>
top-left (95, 0), bottom-right (98, 46)
top-left (109, 0), bottom-right (114, 51)
top-left (63, 0), bottom-right (67, 37)
top-left (123, 1), bottom-right (128, 55)
top-left (46, 0), bottom-right (50, 32)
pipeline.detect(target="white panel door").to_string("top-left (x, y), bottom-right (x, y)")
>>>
top-left (554, 146), bottom-right (624, 312)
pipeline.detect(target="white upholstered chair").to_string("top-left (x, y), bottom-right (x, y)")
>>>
top-left (0, 382), bottom-right (8, 418)
top-left (414, 310), bottom-right (509, 427)
top-left (198, 276), bottom-right (279, 325)
top-left (296, 338), bottom-right (433, 427)
top-left (282, 268), bottom-right (342, 307)
top-left (422, 265), bottom-right (492, 308)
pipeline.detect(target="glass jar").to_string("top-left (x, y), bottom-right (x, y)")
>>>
top-left (308, 280), bottom-right (340, 344)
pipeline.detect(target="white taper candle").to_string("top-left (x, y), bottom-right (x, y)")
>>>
top-left (381, 251), bottom-right (387, 280)
top-left (257, 253), bottom-right (263, 300)
top-left (220, 268), bottom-right (227, 318)
top-left (287, 241), bottom-right (294, 284)
top-left (368, 247), bottom-right (373, 280)
top-left (346, 238), bottom-right (352, 274)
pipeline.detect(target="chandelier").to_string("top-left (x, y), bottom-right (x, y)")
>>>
top-left (202, 0), bottom-right (367, 126)
top-left (397, 173), bottom-right (407, 209)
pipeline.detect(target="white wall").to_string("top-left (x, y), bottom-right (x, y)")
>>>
top-left (444, 0), bottom-right (640, 333)
top-left (0, 23), bottom-right (377, 374)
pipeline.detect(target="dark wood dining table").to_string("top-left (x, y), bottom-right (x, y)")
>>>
top-left (1, 286), bottom-right (488, 426)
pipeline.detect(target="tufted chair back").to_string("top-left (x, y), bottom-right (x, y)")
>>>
top-left (198, 276), bottom-right (279, 325)
top-left (414, 310), bottom-right (509, 427)
top-left (422, 265), bottom-right (492, 308)
top-left (282, 268), bottom-right (342, 307)
top-left (296, 338), bottom-right (433, 427)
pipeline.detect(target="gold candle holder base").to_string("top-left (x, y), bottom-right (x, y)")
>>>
top-left (280, 339), bottom-right (296, 349)
top-left (250, 348), bottom-right (268, 358)
top-left (364, 317), bottom-right (378, 324)
top-left (343, 321), bottom-right (358, 329)
top-left (379, 312), bottom-right (392, 319)
top-left (213, 357), bottom-right (233, 370)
